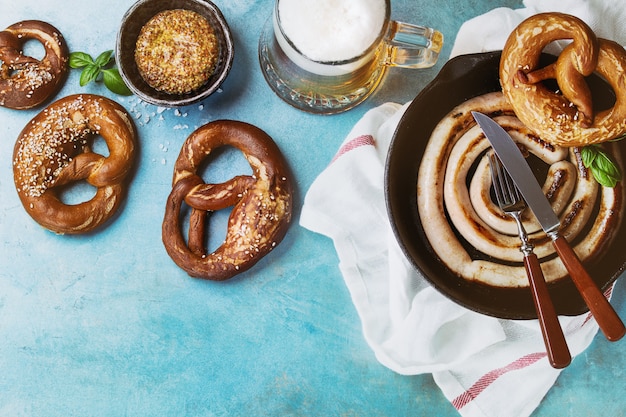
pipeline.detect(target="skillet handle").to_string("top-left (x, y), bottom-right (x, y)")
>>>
top-left (552, 235), bottom-right (626, 341)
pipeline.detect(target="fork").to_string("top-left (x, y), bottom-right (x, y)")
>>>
top-left (489, 153), bottom-right (571, 369)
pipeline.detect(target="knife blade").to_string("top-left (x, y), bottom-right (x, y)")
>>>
top-left (472, 111), bottom-right (625, 341)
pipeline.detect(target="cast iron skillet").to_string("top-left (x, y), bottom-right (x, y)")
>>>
top-left (385, 51), bottom-right (626, 319)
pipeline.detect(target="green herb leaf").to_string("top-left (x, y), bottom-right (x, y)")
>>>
top-left (79, 64), bottom-right (101, 86)
top-left (581, 145), bottom-right (622, 188)
top-left (593, 152), bottom-right (621, 187)
top-left (69, 49), bottom-right (133, 96)
top-left (69, 52), bottom-right (94, 69)
top-left (593, 170), bottom-right (619, 188)
top-left (102, 68), bottom-right (132, 96)
top-left (94, 50), bottom-right (113, 67)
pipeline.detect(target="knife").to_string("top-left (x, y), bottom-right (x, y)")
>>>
top-left (472, 111), bottom-right (626, 342)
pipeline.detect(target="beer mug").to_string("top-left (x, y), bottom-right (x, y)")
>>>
top-left (258, 0), bottom-right (443, 114)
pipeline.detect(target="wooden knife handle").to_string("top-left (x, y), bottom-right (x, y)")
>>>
top-left (524, 252), bottom-right (571, 368)
top-left (552, 235), bottom-right (626, 341)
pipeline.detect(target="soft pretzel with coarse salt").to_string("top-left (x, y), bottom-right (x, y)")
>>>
top-left (162, 120), bottom-right (293, 281)
top-left (13, 94), bottom-right (136, 234)
top-left (0, 20), bottom-right (69, 109)
top-left (500, 12), bottom-right (626, 147)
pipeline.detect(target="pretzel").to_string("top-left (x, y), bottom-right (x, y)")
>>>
top-left (13, 94), bottom-right (136, 234)
top-left (162, 120), bottom-right (293, 281)
top-left (0, 20), bottom-right (69, 109)
top-left (500, 12), bottom-right (626, 147)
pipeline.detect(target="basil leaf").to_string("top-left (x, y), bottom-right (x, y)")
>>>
top-left (582, 145), bottom-right (622, 188)
top-left (79, 64), bottom-right (101, 86)
top-left (102, 68), bottom-right (133, 96)
top-left (592, 169), bottom-right (619, 188)
top-left (595, 152), bottom-right (621, 176)
top-left (69, 52), bottom-right (94, 69)
top-left (70, 49), bottom-right (133, 96)
top-left (95, 50), bottom-right (114, 68)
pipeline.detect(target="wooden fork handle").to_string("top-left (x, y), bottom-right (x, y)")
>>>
top-left (552, 235), bottom-right (626, 342)
top-left (524, 252), bottom-right (572, 368)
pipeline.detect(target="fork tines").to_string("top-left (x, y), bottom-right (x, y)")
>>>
top-left (489, 152), bottom-right (523, 210)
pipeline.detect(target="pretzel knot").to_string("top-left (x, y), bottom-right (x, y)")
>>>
top-left (0, 20), bottom-right (69, 109)
top-left (500, 12), bottom-right (626, 146)
top-left (13, 94), bottom-right (136, 234)
top-left (162, 120), bottom-right (293, 281)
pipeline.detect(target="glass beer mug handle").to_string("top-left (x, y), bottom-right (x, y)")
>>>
top-left (384, 21), bottom-right (443, 68)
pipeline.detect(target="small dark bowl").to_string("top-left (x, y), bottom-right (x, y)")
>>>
top-left (116, 0), bottom-right (234, 107)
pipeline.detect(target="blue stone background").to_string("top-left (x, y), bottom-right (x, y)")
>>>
top-left (0, 0), bottom-right (624, 416)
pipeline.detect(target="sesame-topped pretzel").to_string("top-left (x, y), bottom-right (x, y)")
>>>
top-left (162, 120), bottom-right (293, 281)
top-left (0, 20), bottom-right (69, 109)
top-left (13, 94), bottom-right (136, 234)
top-left (500, 12), bottom-right (626, 146)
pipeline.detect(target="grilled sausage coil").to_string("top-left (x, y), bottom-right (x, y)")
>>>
top-left (417, 92), bottom-right (624, 287)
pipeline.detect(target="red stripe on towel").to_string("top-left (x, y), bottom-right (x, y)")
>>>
top-left (331, 134), bottom-right (376, 163)
top-left (454, 283), bottom-right (617, 410)
top-left (452, 352), bottom-right (547, 410)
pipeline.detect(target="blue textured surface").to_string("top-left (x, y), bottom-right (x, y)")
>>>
top-left (1, 1), bottom-right (624, 416)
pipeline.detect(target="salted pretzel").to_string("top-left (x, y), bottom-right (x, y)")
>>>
top-left (0, 20), bottom-right (69, 109)
top-left (13, 94), bottom-right (136, 234)
top-left (500, 12), bottom-right (626, 147)
top-left (162, 120), bottom-right (293, 281)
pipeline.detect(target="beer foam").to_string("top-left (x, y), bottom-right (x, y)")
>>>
top-left (278, 0), bottom-right (386, 63)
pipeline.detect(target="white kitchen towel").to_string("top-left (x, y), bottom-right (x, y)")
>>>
top-left (300, 1), bottom-right (625, 416)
